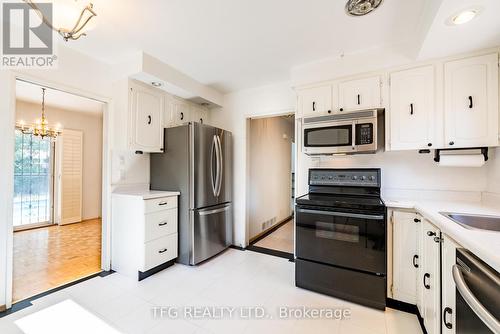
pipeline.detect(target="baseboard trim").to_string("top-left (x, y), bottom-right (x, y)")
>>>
top-left (138, 259), bottom-right (175, 281)
top-left (229, 245), bottom-right (246, 251)
top-left (249, 215), bottom-right (293, 245)
top-left (246, 245), bottom-right (294, 260)
top-left (386, 298), bottom-right (427, 334)
top-left (0, 270), bottom-right (114, 318)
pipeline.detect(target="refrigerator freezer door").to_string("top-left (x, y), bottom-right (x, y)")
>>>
top-left (192, 123), bottom-right (232, 209)
top-left (192, 203), bottom-right (233, 264)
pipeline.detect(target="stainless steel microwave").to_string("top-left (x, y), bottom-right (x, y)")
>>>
top-left (302, 109), bottom-right (385, 155)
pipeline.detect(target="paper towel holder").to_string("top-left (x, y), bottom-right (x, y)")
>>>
top-left (434, 147), bottom-right (488, 163)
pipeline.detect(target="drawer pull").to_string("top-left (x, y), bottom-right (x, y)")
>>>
top-left (158, 201), bottom-right (168, 206)
top-left (423, 273), bottom-right (431, 289)
top-left (158, 221), bottom-right (168, 226)
top-left (158, 248), bottom-right (168, 254)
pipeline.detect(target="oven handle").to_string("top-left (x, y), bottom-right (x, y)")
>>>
top-left (452, 264), bottom-right (500, 333)
top-left (297, 208), bottom-right (384, 220)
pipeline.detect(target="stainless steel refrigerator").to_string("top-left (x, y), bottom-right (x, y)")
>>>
top-left (150, 122), bottom-right (233, 265)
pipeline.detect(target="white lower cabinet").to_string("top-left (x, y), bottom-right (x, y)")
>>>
top-left (441, 234), bottom-right (459, 334)
top-left (392, 211), bottom-right (421, 304)
top-left (111, 193), bottom-right (179, 280)
top-left (421, 219), bottom-right (441, 334)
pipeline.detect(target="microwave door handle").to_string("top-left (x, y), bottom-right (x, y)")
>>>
top-left (453, 264), bottom-right (500, 333)
top-left (351, 121), bottom-right (356, 150)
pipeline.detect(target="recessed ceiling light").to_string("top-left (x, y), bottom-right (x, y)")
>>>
top-left (151, 81), bottom-right (162, 87)
top-left (447, 8), bottom-right (481, 25)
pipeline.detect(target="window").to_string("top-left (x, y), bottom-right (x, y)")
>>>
top-left (13, 130), bottom-right (54, 229)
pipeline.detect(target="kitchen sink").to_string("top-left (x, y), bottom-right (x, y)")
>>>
top-left (440, 212), bottom-right (500, 232)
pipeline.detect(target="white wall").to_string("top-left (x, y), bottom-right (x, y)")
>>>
top-left (16, 100), bottom-right (103, 221)
top-left (249, 116), bottom-right (294, 239)
top-left (210, 82), bottom-right (296, 247)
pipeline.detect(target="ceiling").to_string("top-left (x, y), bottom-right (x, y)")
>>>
top-left (16, 80), bottom-right (104, 115)
top-left (42, 0), bottom-right (500, 93)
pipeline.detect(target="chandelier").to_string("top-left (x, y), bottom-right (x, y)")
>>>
top-left (17, 88), bottom-right (63, 140)
top-left (23, 0), bottom-right (97, 41)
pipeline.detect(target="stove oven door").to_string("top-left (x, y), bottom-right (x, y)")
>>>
top-left (296, 206), bottom-right (386, 275)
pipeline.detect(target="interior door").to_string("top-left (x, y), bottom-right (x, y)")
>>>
top-left (192, 203), bottom-right (232, 264)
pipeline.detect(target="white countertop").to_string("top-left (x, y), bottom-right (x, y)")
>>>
top-left (384, 197), bottom-right (500, 273)
top-left (112, 189), bottom-right (180, 200)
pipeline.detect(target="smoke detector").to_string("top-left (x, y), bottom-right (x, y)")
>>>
top-left (345, 0), bottom-right (383, 16)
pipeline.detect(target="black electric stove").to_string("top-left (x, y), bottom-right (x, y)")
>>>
top-left (295, 168), bottom-right (387, 310)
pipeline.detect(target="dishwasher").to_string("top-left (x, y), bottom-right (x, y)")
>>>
top-left (453, 249), bottom-right (500, 333)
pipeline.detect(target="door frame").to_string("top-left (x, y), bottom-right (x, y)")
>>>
top-left (4, 72), bottom-right (112, 309)
top-left (244, 109), bottom-right (296, 248)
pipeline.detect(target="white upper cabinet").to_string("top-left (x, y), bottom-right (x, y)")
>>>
top-left (390, 66), bottom-right (435, 150)
top-left (190, 104), bottom-right (209, 124)
top-left (297, 85), bottom-right (333, 117)
top-left (128, 80), bottom-right (164, 153)
top-left (170, 97), bottom-right (190, 127)
top-left (338, 76), bottom-right (382, 111)
top-left (444, 53), bottom-right (499, 148)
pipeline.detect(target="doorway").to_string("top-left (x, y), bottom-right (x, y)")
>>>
top-left (12, 79), bottom-right (105, 302)
top-left (247, 114), bottom-right (295, 258)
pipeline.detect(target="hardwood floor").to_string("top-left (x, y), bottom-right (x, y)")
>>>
top-left (13, 219), bottom-right (102, 302)
top-left (254, 219), bottom-right (294, 253)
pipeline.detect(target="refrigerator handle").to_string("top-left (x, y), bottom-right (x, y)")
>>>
top-left (214, 135), bottom-right (221, 197)
top-left (216, 135), bottom-right (223, 197)
top-left (210, 135), bottom-right (217, 196)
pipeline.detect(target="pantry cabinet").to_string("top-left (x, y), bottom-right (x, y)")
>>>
top-left (444, 53), bottom-right (499, 148)
top-left (420, 219), bottom-right (441, 334)
top-left (389, 66), bottom-right (436, 150)
top-left (128, 80), bottom-right (164, 153)
top-left (338, 76), bottom-right (381, 111)
top-left (392, 211), bottom-right (421, 304)
top-left (297, 85), bottom-right (333, 117)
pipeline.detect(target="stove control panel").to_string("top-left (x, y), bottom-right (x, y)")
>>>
top-left (309, 169), bottom-right (380, 187)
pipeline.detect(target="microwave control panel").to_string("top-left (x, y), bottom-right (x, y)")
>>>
top-left (356, 123), bottom-right (374, 145)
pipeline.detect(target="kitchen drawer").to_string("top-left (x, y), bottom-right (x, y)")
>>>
top-left (144, 209), bottom-right (178, 242)
top-left (144, 196), bottom-right (177, 214)
top-left (143, 233), bottom-right (178, 271)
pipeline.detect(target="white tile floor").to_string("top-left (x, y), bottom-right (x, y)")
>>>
top-left (0, 249), bottom-right (423, 334)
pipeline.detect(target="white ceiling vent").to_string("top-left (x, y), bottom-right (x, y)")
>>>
top-left (345, 0), bottom-right (383, 16)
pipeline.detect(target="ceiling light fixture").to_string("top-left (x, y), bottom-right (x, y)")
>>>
top-left (345, 0), bottom-right (383, 16)
top-left (151, 82), bottom-right (162, 87)
top-left (23, 0), bottom-right (97, 41)
top-left (16, 88), bottom-right (63, 140)
top-left (451, 9), bottom-right (478, 25)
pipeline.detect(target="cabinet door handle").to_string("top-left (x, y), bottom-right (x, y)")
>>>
top-left (158, 221), bottom-right (168, 226)
top-left (427, 231), bottom-right (436, 237)
top-left (468, 96), bottom-right (473, 109)
top-left (180, 112), bottom-right (184, 120)
top-left (357, 94), bottom-right (361, 105)
top-left (200, 118), bottom-right (203, 124)
top-left (443, 307), bottom-right (453, 329)
top-left (423, 273), bottom-right (431, 289)
top-left (410, 103), bottom-right (414, 115)
top-left (312, 101), bottom-right (316, 111)
top-left (427, 143), bottom-right (432, 147)
top-left (414, 218), bottom-right (421, 223)
top-left (158, 248), bottom-right (168, 254)
top-left (158, 201), bottom-right (168, 206)
top-left (412, 255), bottom-right (419, 268)
top-left (449, 141), bottom-right (455, 146)
top-left (147, 115), bottom-right (152, 125)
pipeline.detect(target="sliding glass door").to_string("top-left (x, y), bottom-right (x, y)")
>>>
top-left (13, 130), bottom-right (55, 230)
